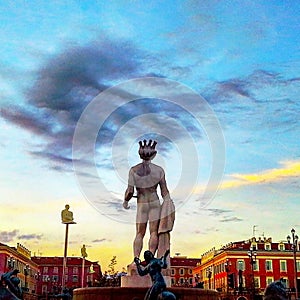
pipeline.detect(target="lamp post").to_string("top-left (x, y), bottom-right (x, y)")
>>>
top-left (61, 204), bottom-right (76, 289)
top-left (247, 246), bottom-right (257, 300)
top-left (225, 259), bottom-right (231, 294)
top-left (287, 228), bottom-right (299, 300)
top-left (24, 264), bottom-right (30, 291)
top-left (206, 267), bottom-right (212, 289)
top-left (7, 256), bottom-right (15, 270)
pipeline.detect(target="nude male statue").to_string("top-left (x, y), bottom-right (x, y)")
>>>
top-left (123, 139), bottom-right (175, 259)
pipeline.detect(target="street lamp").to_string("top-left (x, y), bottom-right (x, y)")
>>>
top-left (225, 259), bottom-right (232, 294)
top-left (206, 267), bottom-right (212, 289)
top-left (7, 256), bottom-right (15, 270)
top-left (24, 264), bottom-right (30, 291)
top-left (248, 246), bottom-right (257, 300)
top-left (287, 228), bottom-right (299, 300)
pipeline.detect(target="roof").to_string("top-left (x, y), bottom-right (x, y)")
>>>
top-left (171, 257), bottom-right (201, 267)
top-left (31, 256), bottom-right (98, 266)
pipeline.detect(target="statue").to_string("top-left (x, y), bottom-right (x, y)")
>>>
top-left (134, 250), bottom-right (176, 300)
top-left (61, 204), bottom-right (75, 224)
top-left (264, 280), bottom-right (287, 300)
top-left (123, 139), bottom-right (175, 259)
top-left (0, 269), bottom-right (23, 300)
top-left (56, 287), bottom-right (72, 300)
top-left (81, 244), bottom-right (88, 258)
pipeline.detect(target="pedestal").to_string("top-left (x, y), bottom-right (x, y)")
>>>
top-left (121, 262), bottom-right (172, 287)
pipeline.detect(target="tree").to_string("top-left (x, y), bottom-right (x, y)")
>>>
top-left (108, 256), bottom-right (117, 274)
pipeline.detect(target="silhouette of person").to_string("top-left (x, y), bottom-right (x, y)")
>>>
top-left (123, 139), bottom-right (175, 259)
top-left (61, 204), bottom-right (75, 224)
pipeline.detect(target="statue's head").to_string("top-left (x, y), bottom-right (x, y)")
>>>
top-left (11, 276), bottom-right (20, 286)
top-left (144, 250), bottom-right (154, 262)
top-left (65, 204), bottom-right (70, 210)
top-left (264, 280), bottom-right (287, 300)
top-left (138, 139), bottom-right (157, 161)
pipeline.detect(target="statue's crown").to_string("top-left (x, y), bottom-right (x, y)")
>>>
top-left (138, 139), bottom-right (157, 160)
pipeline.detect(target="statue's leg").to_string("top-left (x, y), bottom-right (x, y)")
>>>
top-left (134, 203), bottom-right (149, 257)
top-left (148, 205), bottom-right (160, 256)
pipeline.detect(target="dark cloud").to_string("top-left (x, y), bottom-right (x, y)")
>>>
top-left (92, 238), bottom-right (109, 243)
top-left (205, 208), bottom-right (233, 216)
top-left (18, 233), bottom-right (43, 240)
top-left (219, 217), bottom-right (243, 223)
top-left (0, 37), bottom-right (144, 171)
top-left (0, 230), bottom-right (18, 243)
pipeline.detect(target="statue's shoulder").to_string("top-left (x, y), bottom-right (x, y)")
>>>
top-left (150, 163), bottom-right (165, 173)
top-left (131, 163), bottom-right (143, 172)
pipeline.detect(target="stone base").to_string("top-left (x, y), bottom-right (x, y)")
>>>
top-left (121, 274), bottom-right (151, 287)
top-left (121, 261), bottom-right (171, 288)
top-left (73, 287), bottom-right (220, 300)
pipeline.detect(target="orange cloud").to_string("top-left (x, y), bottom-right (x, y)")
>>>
top-left (221, 160), bottom-right (300, 189)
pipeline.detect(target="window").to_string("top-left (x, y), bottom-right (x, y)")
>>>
top-left (251, 242), bottom-right (257, 251)
top-left (188, 269), bottom-right (193, 275)
top-left (253, 259), bottom-right (259, 271)
top-left (171, 278), bottom-right (175, 285)
top-left (265, 243), bottom-right (271, 250)
top-left (266, 277), bottom-right (274, 286)
top-left (254, 277), bottom-right (260, 288)
top-left (179, 277), bottom-right (184, 285)
top-left (281, 278), bottom-right (289, 288)
top-left (179, 268), bottom-right (185, 276)
top-left (72, 275), bottom-right (78, 282)
top-left (43, 267), bottom-right (48, 274)
top-left (237, 260), bottom-right (245, 271)
top-left (189, 278), bottom-right (193, 285)
top-left (278, 243), bottom-right (285, 251)
top-left (296, 261), bottom-right (300, 271)
top-left (53, 267), bottom-right (58, 274)
top-left (171, 268), bottom-right (175, 276)
top-left (280, 260), bottom-right (287, 272)
top-left (73, 267), bottom-right (78, 274)
top-left (42, 275), bottom-right (49, 282)
top-left (53, 275), bottom-right (59, 282)
top-left (265, 260), bottom-right (273, 271)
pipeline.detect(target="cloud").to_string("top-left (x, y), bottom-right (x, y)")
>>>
top-left (92, 238), bottom-right (109, 243)
top-left (219, 217), bottom-right (243, 223)
top-left (204, 208), bottom-right (233, 217)
top-left (18, 233), bottom-right (43, 240)
top-left (0, 230), bottom-right (19, 243)
top-left (221, 160), bottom-right (300, 189)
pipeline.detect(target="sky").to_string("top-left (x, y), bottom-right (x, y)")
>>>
top-left (0, 0), bottom-right (300, 272)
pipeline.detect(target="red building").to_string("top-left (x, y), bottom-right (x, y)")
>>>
top-left (170, 256), bottom-right (201, 287)
top-left (31, 256), bottom-right (102, 296)
top-left (0, 243), bottom-right (39, 294)
top-left (193, 237), bottom-right (300, 296)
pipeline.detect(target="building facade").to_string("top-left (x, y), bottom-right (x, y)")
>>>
top-left (170, 256), bottom-right (201, 287)
top-left (32, 256), bottom-right (102, 296)
top-left (193, 237), bottom-right (300, 296)
top-left (0, 242), bottom-right (39, 294)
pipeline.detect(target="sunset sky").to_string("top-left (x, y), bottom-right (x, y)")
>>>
top-left (0, 1), bottom-right (300, 272)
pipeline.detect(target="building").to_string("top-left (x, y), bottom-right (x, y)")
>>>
top-left (170, 256), bottom-right (201, 287)
top-left (193, 236), bottom-right (300, 296)
top-left (31, 256), bottom-right (102, 296)
top-left (0, 242), bottom-right (39, 294)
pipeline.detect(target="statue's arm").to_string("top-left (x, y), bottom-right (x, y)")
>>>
top-left (159, 170), bottom-right (171, 200)
top-left (123, 169), bottom-right (135, 209)
top-left (134, 257), bottom-right (149, 276)
top-left (162, 249), bottom-right (170, 269)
